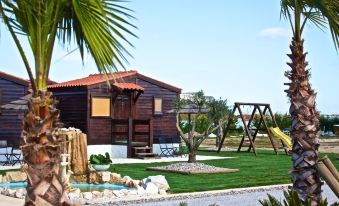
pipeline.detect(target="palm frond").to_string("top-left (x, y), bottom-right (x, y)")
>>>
top-left (57, 0), bottom-right (137, 74)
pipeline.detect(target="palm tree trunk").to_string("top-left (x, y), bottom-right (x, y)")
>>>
top-left (285, 37), bottom-right (322, 205)
top-left (21, 91), bottom-right (70, 206)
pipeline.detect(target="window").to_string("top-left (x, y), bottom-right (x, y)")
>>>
top-left (91, 96), bottom-right (111, 117)
top-left (153, 97), bottom-right (163, 115)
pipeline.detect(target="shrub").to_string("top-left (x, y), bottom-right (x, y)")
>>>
top-left (89, 152), bottom-right (112, 165)
top-left (259, 190), bottom-right (338, 206)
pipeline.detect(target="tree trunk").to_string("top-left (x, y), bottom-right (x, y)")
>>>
top-left (21, 91), bottom-right (70, 206)
top-left (285, 37), bottom-right (321, 205)
top-left (188, 151), bottom-right (196, 163)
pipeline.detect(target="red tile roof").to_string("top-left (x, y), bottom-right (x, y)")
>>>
top-left (48, 70), bottom-right (137, 88)
top-left (48, 70), bottom-right (181, 93)
top-left (112, 82), bottom-right (144, 92)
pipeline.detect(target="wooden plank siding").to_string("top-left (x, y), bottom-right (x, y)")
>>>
top-left (49, 73), bottom-right (180, 146)
top-left (0, 77), bottom-right (28, 144)
top-left (52, 88), bottom-right (88, 134)
top-left (135, 78), bottom-right (179, 143)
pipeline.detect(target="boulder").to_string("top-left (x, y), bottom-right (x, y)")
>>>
top-left (137, 185), bottom-right (146, 196)
top-left (102, 189), bottom-right (114, 198)
top-left (92, 191), bottom-right (102, 198)
top-left (142, 175), bottom-right (170, 191)
top-left (110, 173), bottom-right (121, 183)
top-left (159, 189), bottom-right (167, 195)
top-left (145, 182), bottom-right (158, 195)
top-left (15, 189), bottom-right (25, 199)
top-left (112, 190), bottom-right (124, 198)
top-left (83, 192), bottom-right (93, 200)
top-left (101, 172), bottom-right (110, 182)
top-left (5, 171), bottom-right (27, 182)
top-left (68, 188), bottom-right (81, 201)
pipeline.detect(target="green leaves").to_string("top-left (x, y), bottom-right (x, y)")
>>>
top-left (259, 190), bottom-right (337, 206)
top-left (280, 0), bottom-right (339, 50)
top-left (0, 0), bottom-right (136, 92)
top-left (89, 152), bottom-right (112, 165)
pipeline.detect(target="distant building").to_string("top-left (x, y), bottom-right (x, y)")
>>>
top-left (48, 70), bottom-right (181, 158)
top-left (0, 71), bottom-right (29, 144)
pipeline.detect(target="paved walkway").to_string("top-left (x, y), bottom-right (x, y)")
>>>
top-left (122, 184), bottom-right (338, 206)
top-left (0, 184), bottom-right (337, 205)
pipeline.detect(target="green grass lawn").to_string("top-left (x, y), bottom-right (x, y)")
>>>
top-left (110, 150), bottom-right (339, 193)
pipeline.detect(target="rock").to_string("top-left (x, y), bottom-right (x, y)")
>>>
top-left (128, 189), bottom-right (138, 195)
top-left (145, 182), bottom-right (158, 195)
top-left (92, 190), bottom-right (102, 198)
top-left (102, 189), bottom-right (114, 198)
top-left (88, 172), bottom-right (100, 184)
top-left (159, 189), bottom-right (167, 195)
top-left (112, 190), bottom-right (124, 198)
top-left (137, 186), bottom-right (146, 196)
top-left (142, 175), bottom-right (170, 191)
top-left (83, 192), bottom-right (93, 200)
top-left (5, 171), bottom-right (27, 182)
top-left (0, 175), bottom-right (3, 183)
top-left (120, 189), bottom-right (129, 196)
top-left (110, 173), bottom-right (121, 183)
top-left (68, 188), bottom-right (81, 201)
top-left (15, 189), bottom-right (25, 198)
top-left (102, 172), bottom-right (110, 182)
top-left (6, 188), bottom-right (16, 197)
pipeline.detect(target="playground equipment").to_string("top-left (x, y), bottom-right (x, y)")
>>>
top-left (217, 102), bottom-right (288, 155)
top-left (269, 127), bottom-right (292, 150)
top-left (316, 156), bottom-right (339, 198)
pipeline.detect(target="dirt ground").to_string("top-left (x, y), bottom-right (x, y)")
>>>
top-left (201, 136), bottom-right (339, 154)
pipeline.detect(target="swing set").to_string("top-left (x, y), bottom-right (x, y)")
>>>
top-left (217, 102), bottom-right (288, 156)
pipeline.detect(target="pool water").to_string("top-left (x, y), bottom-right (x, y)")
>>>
top-left (0, 182), bottom-right (134, 192)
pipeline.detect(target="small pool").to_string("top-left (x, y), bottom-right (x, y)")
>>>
top-left (0, 182), bottom-right (134, 192)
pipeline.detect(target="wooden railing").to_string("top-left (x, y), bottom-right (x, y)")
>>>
top-left (111, 117), bottom-right (153, 158)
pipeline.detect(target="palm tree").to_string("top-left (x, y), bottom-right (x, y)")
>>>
top-left (280, 0), bottom-right (339, 204)
top-left (0, 0), bottom-right (136, 205)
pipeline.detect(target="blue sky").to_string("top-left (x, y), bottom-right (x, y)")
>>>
top-left (0, 1), bottom-right (338, 114)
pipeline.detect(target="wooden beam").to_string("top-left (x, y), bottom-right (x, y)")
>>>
top-left (217, 104), bottom-right (237, 153)
top-left (134, 91), bottom-right (142, 103)
top-left (257, 106), bottom-right (278, 155)
top-left (237, 104), bottom-right (257, 155)
top-left (127, 117), bottom-right (133, 158)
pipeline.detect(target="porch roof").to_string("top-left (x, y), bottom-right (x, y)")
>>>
top-left (112, 82), bottom-right (144, 92)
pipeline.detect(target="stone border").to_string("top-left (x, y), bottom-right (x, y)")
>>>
top-left (146, 167), bottom-right (239, 174)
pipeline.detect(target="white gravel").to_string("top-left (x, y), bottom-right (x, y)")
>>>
top-left (147, 162), bottom-right (228, 173)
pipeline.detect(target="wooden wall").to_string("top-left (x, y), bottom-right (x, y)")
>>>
top-left (86, 83), bottom-right (112, 145)
top-left (135, 78), bottom-right (179, 143)
top-left (51, 77), bottom-right (180, 145)
top-left (0, 78), bottom-right (27, 144)
top-left (51, 87), bottom-right (88, 134)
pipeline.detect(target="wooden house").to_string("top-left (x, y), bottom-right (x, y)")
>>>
top-left (0, 71), bottom-right (29, 145)
top-left (48, 70), bottom-right (181, 158)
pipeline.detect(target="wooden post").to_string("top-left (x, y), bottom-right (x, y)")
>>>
top-left (149, 119), bottom-right (153, 153)
top-left (267, 106), bottom-right (288, 155)
top-left (237, 104), bottom-right (257, 155)
top-left (248, 106), bottom-right (267, 152)
top-left (257, 106), bottom-right (278, 155)
top-left (127, 117), bottom-right (133, 158)
top-left (217, 104), bottom-right (237, 153)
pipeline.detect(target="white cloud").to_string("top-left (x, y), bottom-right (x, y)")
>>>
top-left (258, 27), bottom-right (291, 38)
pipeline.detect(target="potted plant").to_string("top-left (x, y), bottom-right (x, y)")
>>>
top-left (89, 152), bottom-right (112, 171)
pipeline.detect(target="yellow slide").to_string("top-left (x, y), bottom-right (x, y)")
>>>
top-left (269, 127), bottom-right (292, 150)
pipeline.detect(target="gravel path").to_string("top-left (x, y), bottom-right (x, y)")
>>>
top-left (147, 162), bottom-right (236, 174)
top-left (99, 184), bottom-right (338, 206)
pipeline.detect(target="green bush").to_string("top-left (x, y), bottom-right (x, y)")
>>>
top-left (259, 190), bottom-right (338, 206)
top-left (89, 152), bottom-right (112, 165)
